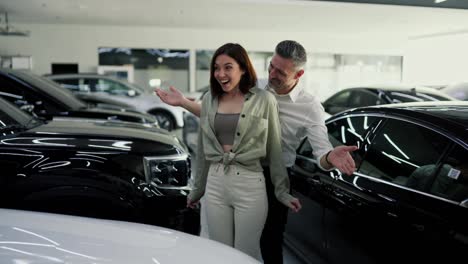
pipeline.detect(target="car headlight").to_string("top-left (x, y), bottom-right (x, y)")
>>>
top-left (143, 154), bottom-right (191, 190)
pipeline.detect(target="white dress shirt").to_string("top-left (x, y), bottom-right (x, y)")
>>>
top-left (266, 82), bottom-right (333, 168)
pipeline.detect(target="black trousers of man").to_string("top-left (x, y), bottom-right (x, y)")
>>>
top-left (260, 166), bottom-right (289, 264)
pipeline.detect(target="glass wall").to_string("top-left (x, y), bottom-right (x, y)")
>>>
top-left (195, 50), bottom-right (273, 91)
top-left (98, 47), bottom-right (190, 93)
top-left (100, 47), bottom-right (401, 101)
top-left (305, 53), bottom-right (402, 101)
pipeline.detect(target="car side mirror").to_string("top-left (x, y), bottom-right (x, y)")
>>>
top-left (19, 104), bottom-right (35, 113)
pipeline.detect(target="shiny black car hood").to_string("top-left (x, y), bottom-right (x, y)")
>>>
top-left (67, 107), bottom-right (157, 124)
top-left (7, 119), bottom-right (185, 155)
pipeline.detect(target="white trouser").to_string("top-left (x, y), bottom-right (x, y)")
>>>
top-left (199, 197), bottom-right (209, 238)
top-left (205, 163), bottom-right (268, 260)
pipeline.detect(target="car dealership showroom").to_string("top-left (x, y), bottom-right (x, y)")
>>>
top-left (0, 0), bottom-right (467, 263)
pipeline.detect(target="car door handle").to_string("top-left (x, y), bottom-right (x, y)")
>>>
top-left (307, 176), bottom-right (321, 185)
top-left (332, 190), bottom-right (344, 198)
top-left (411, 223), bottom-right (425, 232)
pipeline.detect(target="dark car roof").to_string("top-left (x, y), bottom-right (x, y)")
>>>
top-left (341, 85), bottom-right (457, 100)
top-left (0, 68), bottom-right (86, 109)
top-left (47, 73), bottom-right (146, 93)
top-left (334, 101), bottom-right (468, 142)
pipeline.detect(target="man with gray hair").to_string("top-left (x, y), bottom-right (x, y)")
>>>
top-left (156, 40), bottom-right (357, 264)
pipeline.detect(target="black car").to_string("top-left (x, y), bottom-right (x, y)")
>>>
top-left (0, 68), bottom-right (159, 127)
top-left (46, 73), bottom-right (188, 131)
top-left (0, 97), bottom-right (197, 233)
top-left (285, 102), bottom-right (468, 263)
top-left (322, 84), bottom-right (456, 115)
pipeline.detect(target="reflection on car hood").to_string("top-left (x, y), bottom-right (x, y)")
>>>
top-left (0, 209), bottom-right (259, 264)
top-left (77, 107), bottom-right (157, 123)
top-left (28, 119), bottom-right (182, 149)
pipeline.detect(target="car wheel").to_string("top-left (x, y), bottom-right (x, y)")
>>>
top-left (152, 111), bottom-right (175, 131)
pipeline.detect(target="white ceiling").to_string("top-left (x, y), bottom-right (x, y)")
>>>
top-left (1, 0), bottom-right (468, 38)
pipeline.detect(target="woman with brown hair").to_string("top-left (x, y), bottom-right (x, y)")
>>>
top-left (186, 43), bottom-right (301, 259)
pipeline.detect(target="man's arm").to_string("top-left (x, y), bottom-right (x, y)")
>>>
top-left (305, 97), bottom-right (358, 175)
top-left (155, 86), bottom-right (202, 117)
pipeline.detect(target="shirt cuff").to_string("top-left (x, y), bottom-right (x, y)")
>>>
top-left (316, 150), bottom-right (334, 171)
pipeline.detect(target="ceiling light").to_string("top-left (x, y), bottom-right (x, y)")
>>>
top-left (435, 0), bottom-right (447, 3)
top-left (0, 12), bottom-right (30, 37)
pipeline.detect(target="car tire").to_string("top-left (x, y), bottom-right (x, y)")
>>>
top-left (151, 111), bottom-right (175, 131)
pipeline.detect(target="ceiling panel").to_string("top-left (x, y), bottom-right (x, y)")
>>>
top-left (1, 0), bottom-right (468, 39)
top-left (312, 0), bottom-right (468, 10)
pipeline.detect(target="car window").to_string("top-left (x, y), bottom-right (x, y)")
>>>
top-left (359, 118), bottom-right (450, 187)
top-left (56, 78), bottom-right (82, 92)
top-left (0, 74), bottom-right (26, 102)
top-left (0, 74), bottom-right (62, 115)
top-left (12, 71), bottom-right (86, 109)
top-left (348, 90), bottom-right (380, 107)
top-left (0, 109), bottom-right (19, 127)
top-left (95, 79), bottom-right (131, 95)
top-left (428, 145), bottom-right (468, 202)
top-left (327, 115), bottom-right (380, 149)
top-left (0, 98), bottom-right (32, 125)
top-left (297, 115), bottom-right (380, 167)
top-left (326, 90), bottom-right (351, 107)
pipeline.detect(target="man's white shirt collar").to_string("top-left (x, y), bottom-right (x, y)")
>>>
top-left (266, 81), bottom-right (303, 103)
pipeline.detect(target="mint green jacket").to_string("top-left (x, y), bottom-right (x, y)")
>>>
top-left (188, 87), bottom-right (294, 206)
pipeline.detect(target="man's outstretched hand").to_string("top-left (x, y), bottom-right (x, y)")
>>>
top-left (328, 145), bottom-right (358, 175)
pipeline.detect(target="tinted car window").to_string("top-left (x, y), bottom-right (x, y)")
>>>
top-left (359, 118), bottom-right (450, 186)
top-left (11, 71), bottom-right (86, 109)
top-left (0, 74), bottom-right (63, 116)
top-left (296, 115), bottom-right (381, 167)
top-left (57, 78), bottom-right (82, 92)
top-left (326, 90), bottom-right (351, 107)
top-left (327, 115), bottom-right (380, 149)
top-left (429, 145), bottom-right (468, 202)
top-left (348, 90), bottom-right (380, 108)
top-left (0, 73), bottom-right (25, 101)
top-left (0, 109), bottom-right (18, 127)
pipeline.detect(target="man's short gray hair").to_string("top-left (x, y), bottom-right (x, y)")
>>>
top-left (275, 40), bottom-right (307, 69)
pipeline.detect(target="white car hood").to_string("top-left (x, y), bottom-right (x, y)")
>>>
top-left (0, 209), bottom-right (259, 264)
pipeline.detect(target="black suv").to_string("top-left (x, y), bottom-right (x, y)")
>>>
top-left (0, 97), bottom-right (195, 233)
top-left (286, 102), bottom-right (468, 263)
top-left (0, 69), bottom-right (159, 127)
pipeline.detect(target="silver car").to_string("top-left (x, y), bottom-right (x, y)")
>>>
top-left (47, 74), bottom-right (186, 131)
top-left (0, 208), bottom-right (259, 264)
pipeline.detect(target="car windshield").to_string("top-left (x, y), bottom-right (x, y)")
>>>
top-left (122, 80), bottom-right (145, 93)
top-left (9, 70), bottom-right (87, 110)
top-left (388, 90), bottom-right (451, 103)
top-left (0, 97), bottom-right (42, 129)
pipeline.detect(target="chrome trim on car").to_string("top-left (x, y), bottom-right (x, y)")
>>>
top-left (352, 172), bottom-right (460, 205)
